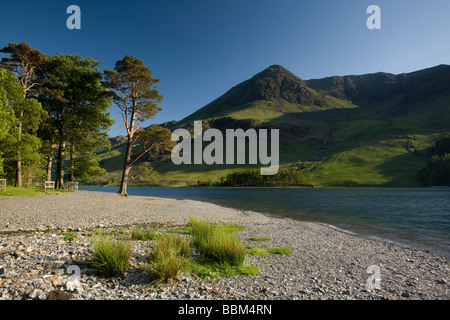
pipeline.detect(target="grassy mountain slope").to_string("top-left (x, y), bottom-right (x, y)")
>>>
top-left (85, 64), bottom-right (450, 187)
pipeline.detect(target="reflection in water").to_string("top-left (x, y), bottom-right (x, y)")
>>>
top-left (80, 186), bottom-right (450, 258)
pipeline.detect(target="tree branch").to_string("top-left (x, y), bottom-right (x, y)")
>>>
top-left (128, 140), bottom-right (159, 167)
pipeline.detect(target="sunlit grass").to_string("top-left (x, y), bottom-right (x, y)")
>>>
top-left (268, 247), bottom-right (292, 255)
top-left (130, 226), bottom-right (159, 241)
top-left (0, 186), bottom-right (66, 197)
top-left (245, 246), bottom-right (269, 256)
top-left (189, 216), bottom-right (245, 267)
top-left (148, 234), bottom-right (191, 283)
top-left (249, 236), bottom-right (271, 242)
top-left (90, 236), bottom-right (132, 276)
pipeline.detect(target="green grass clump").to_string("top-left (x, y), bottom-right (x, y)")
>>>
top-left (245, 246), bottom-right (269, 256)
top-left (82, 229), bottom-right (126, 237)
top-left (268, 247), bottom-right (292, 255)
top-left (59, 231), bottom-right (77, 241)
top-left (249, 236), bottom-right (271, 242)
top-left (165, 225), bottom-right (192, 234)
top-left (130, 226), bottom-right (158, 241)
top-left (238, 265), bottom-right (260, 276)
top-left (182, 257), bottom-right (228, 279)
top-left (90, 236), bottom-right (132, 276)
top-left (189, 216), bottom-right (245, 267)
top-left (148, 234), bottom-right (191, 283)
top-left (218, 224), bottom-right (246, 233)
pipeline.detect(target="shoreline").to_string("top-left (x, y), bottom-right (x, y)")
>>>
top-left (0, 191), bottom-right (448, 300)
top-left (79, 186), bottom-right (450, 260)
top-left (1, 191), bottom-right (443, 259)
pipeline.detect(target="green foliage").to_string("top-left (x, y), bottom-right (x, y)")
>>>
top-left (426, 133), bottom-right (450, 157)
top-left (420, 133), bottom-right (450, 186)
top-left (129, 165), bottom-right (159, 184)
top-left (59, 232), bottom-right (77, 241)
top-left (0, 68), bottom-right (20, 172)
top-left (189, 216), bottom-right (245, 267)
top-left (420, 154), bottom-right (450, 186)
top-left (245, 246), bottom-right (269, 256)
top-left (220, 168), bottom-right (311, 187)
top-left (130, 226), bottom-right (159, 241)
top-left (82, 229), bottom-right (126, 237)
top-left (0, 42), bottom-right (48, 186)
top-left (268, 247), bottom-right (292, 255)
top-left (238, 265), bottom-right (260, 276)
top-left (38, 53), bottom-right (113, 187)
top-left (0, 41), bottom-right (47, 96)
top-left (90, 236), bottom-right (132, 277)
top-left (0, 186), bottom-right (64, 197)
top-left (249, 236), bottom-right (271, 242)
top-left (74, 153), bottom-right (108, 178)
top-left (103, 55), bottom-right (163, 120)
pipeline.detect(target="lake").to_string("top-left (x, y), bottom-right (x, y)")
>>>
top-left (80, 186), bottom-right (450, 258)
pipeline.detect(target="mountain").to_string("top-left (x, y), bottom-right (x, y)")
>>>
top-left (178, 64), bottom-right (357, 126)
top-left (88, 64), bottom-right (450, 187)
top-left (307, 64), bottom-right (450, 102)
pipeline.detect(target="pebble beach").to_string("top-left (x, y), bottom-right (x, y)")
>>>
top-left (0, 191), bottom-right (448, 300)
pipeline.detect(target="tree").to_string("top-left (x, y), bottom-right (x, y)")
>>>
top-left (69, 132), bottom-right (110, 181)
top-left (0, 68), bottom-right (21, 174)
top-left (129, 164), bottom-right (159, 185)
top-left (104, 56), bottom-right (173, 196)
top-left (0, 67), bottom-right (46, 182)
top-left (38, 53), bottom-right (113, 188)
top-left (0, 41), bottom-right (47, 187)
top-left (420, 133), bottom-right (450, 186)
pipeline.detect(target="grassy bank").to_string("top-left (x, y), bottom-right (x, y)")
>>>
top-left (0, 186), bottom-right (67, 197)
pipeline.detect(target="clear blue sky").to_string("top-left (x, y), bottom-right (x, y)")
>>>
top-left (1, 0), bottom-right (450, 137)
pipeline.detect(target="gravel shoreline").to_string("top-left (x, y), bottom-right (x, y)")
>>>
top-left (0, 191), bottom-right (448, 300)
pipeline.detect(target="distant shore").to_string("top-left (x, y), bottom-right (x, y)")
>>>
top-left (0, 191), bottom-right (448, 300)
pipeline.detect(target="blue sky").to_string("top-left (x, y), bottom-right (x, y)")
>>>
top-left (1, 0), bottom-right (450, 137)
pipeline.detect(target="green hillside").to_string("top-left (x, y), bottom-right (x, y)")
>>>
top-left (83, 64), bottom-right (450, 187)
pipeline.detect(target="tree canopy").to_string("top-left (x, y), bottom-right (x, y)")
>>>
top-left (420, 133), bottom-right (450, 186)
top-left (38, 53), bottom-right (113, 188)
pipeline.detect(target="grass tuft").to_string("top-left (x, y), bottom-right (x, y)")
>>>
top-left (130, 226), bottom-right (158, 241)
top-left (245, 246), bottom-right (269, 256)
top-left (189, 216), bottom-right (245, 267)
top-left (249, 236), bottom-right (271, 242)
top-left (148, 234), bottom-right (191, 283)
top-left (90, 236), bottom-right (132, 276)
top-left (268, 247), bottom-right (292, 255)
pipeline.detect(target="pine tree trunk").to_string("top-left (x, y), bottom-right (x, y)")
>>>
top-left (46, 154), bottom-right (53, 181)
top-left (14, 111), bottom-right (24, 188)
top-left (15, 158), bottom-right (22, 187)
top-left (69, 143), bottom-right (75, 183)
top-left (27, 166), bottom-right (31, 188)
top-left (118, 136), bottom-right (133, 196)
top-left (56, 141), bottom-right (66, 189)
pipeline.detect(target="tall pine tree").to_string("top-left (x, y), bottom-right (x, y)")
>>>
top-left (104, 56), bottom-right (172, 196)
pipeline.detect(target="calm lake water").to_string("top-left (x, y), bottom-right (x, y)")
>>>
top-left (80, 186), bottom-right (450, 258)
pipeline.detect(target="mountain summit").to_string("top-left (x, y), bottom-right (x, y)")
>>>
top-left (180, 65), bottom-right (341, 124)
